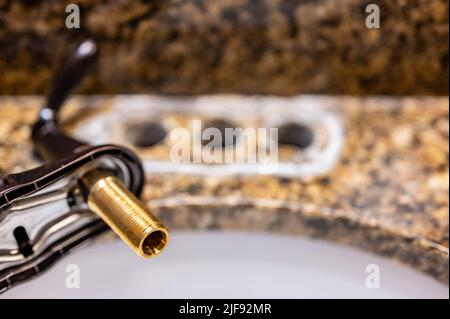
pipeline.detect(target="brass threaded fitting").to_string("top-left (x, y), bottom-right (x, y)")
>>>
top-left (82, 171), bottom-right (169, 258)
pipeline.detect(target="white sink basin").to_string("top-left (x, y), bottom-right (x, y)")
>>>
top-left (3, 232), bottom-right (448, 298)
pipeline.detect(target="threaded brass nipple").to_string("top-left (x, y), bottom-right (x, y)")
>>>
top-left (81, 171), bottom-right (169, 258)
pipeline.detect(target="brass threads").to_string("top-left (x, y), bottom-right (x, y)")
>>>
top-left (81, 171), bottom-right (169, 258)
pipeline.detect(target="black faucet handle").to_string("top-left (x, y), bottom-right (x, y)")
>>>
top-left (33, 40), bottom-right (98, 161)
top-left (46, 39), bottom-right (98, 115)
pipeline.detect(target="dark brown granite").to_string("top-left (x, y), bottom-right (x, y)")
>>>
top-left (0, 95), bottom-right (448, 283)
top-left (0, 0), bottom-right (448, 95)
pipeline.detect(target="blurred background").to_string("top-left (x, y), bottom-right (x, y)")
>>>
top-left (0, 0), bottom-right (448, 96)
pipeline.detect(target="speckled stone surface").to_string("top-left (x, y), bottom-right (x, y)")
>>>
top-left (0, 95), bottom-right (448, 283)
top-left (0, 0), bottom-right (448, 95)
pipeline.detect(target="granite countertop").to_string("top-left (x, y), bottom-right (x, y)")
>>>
top-left (0, 0), bottom-right (448, 95)
top-left (0, 95), bottom-right (448, 283)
